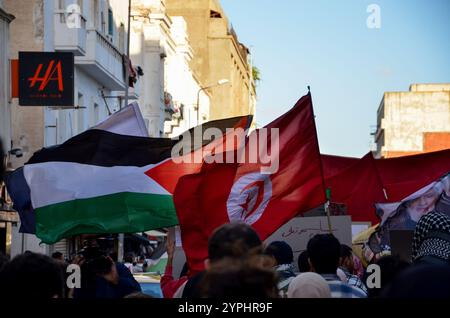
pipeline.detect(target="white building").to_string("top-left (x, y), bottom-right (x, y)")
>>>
top-left (130, 0), bottom-right (210, 138)
top-left (375, 83), bottom-right (450, 158)
top-left (0, 1), bottom-right (14, 153)
top-left (4, 0), bottom-right (130, 257)
top-left (0, 1), bottom-right (16, 258)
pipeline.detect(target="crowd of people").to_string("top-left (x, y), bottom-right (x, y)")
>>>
top-left (1, 211), bottom-right (450, 298)
top-left (159, 211), bottom-right (450, 299)
top-left (1, 141), bottom-right (450, 298)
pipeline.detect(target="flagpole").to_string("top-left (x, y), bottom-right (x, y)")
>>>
top-left (308, 86), bottom-right (333, 234)
top-left (369, 151), bottom-right (389, 200)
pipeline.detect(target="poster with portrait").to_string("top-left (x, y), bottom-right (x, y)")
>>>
top-left (372, 172), bottom-right (450, 253)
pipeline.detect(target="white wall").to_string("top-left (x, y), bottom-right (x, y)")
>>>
top-left (381, 87), bottom-right (450, 153)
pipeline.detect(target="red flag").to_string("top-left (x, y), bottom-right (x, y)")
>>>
top-left (323, 149), bottom-right (450, 224)
top-left (173, 93), bottom-right (326, 274)
top-left (146, 115), bottom-right (252, 194)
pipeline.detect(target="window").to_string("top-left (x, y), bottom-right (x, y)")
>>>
top-left (108, 9), bottom-right (114, 37)
top-left (210, 10), bottom-right (222, 18)
top-left (91, 103), bottom-right (100, 127)
top-left (101, 11), bottom-right (106, 33)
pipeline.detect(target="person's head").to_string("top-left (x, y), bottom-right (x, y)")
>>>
top-left (407, 186), bottom-right (440, 222)
top-left (0, 252), bottom-right (64, 298)
top-left (200, 257), bottom-right (279, 298)
top-left (411, 211), bottom-right (450, 263)
top-left (287, 272), bottom-right (331, 298)
top-left (52, 251), bottom-right (64, 263)
top-left (124, 252), bottom-right (134, 264)
top-left (264, 241), bottom-right (294, 266)
top-left (297, 250), bottom-right (310, 272)
top-left (307, 234), bottom-right (341, 274)
top-left (367, 255), bottom-right (409, 298)
top-left (81, 255), bottom-right (118, 287)
top-left (339, 244), bottom-right (354, 272)
top-left (207, 223), bottom-right (262, 267)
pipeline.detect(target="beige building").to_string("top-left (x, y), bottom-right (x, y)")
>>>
top-left (129, 0), bottom-right (211, 137)
top-left (166, 0), bottom-right (256, 122)
top-left (375, 83), bottom-right (450, 158)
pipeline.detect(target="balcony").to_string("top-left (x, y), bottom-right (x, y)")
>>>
top-left (76, 28), bottom-right (125, 91)
top-left (53, 11), bottom-right (87, 56)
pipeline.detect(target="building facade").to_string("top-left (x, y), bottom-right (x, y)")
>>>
top-left (0, 0), bottom-right (16, 258)
top-left (166, 0), bottom-right (256, 122)
top-left (130, 0), bottom-right (210, 138)
top-left (4, 0), bottom-right (130, 257)
top-left (374, 83), bottom-right (450, 158)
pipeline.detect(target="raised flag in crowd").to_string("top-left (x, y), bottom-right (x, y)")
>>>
top-left (173, 92), bottom-right (327, 274)
top-left (5, 103), bottom-right (251, 244)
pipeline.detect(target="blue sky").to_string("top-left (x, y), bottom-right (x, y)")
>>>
top-left (221, 0), bottom-right (450, 157)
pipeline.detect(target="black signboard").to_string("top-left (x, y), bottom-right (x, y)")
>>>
top-left (19, 52), bottom-right (74, 106)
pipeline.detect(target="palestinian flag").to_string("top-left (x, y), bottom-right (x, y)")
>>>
top-left (13, 116), bottom-right (251, 244)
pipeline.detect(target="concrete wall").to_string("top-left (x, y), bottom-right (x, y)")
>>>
top-left (376, 84), bottom-right (450, 158)
top-left (5, 0), bottom-right (45, 168)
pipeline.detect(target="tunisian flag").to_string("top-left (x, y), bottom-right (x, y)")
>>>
top-left (173, 93), bottom-right (326, 273)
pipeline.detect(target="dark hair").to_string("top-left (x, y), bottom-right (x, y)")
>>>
top-left (208, 223), bottom-right (262, 263)
top-left (297, 250), bottom-right (310, 272)
top-left (84, 256), bottom-right (114, 275)
top-left (124, 252), bottom-right (134, 264)
top-left (366, 255), bottom-right (409, 298)
top-left (52, 251), bottom-right (63, 259)
top-left (307, 234), bottom-right (341, 274)
top-left (0, 252), bottom-right (64, 298)
top-left (79, 255), bottom-right (114, 293)
top-left (78, 246), bottom-right (106, 260)
top-left (340, 244), bottom-right (353, 259)
top-left (264, 241), bottom-right (293, 265)
top-left (200, 257), bottom-right (279, 298)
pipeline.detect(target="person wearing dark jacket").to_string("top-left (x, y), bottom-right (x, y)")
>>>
top-left (73, 249), bottom-right (141, 299)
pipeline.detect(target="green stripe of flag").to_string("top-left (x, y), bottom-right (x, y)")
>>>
top-left (35, 192), bottom-right (178, 244)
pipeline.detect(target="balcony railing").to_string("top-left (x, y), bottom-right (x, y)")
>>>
top-left (53, 11), bottom-right (87, 56)
top-left (76, 28), bottom-right (125, 91)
